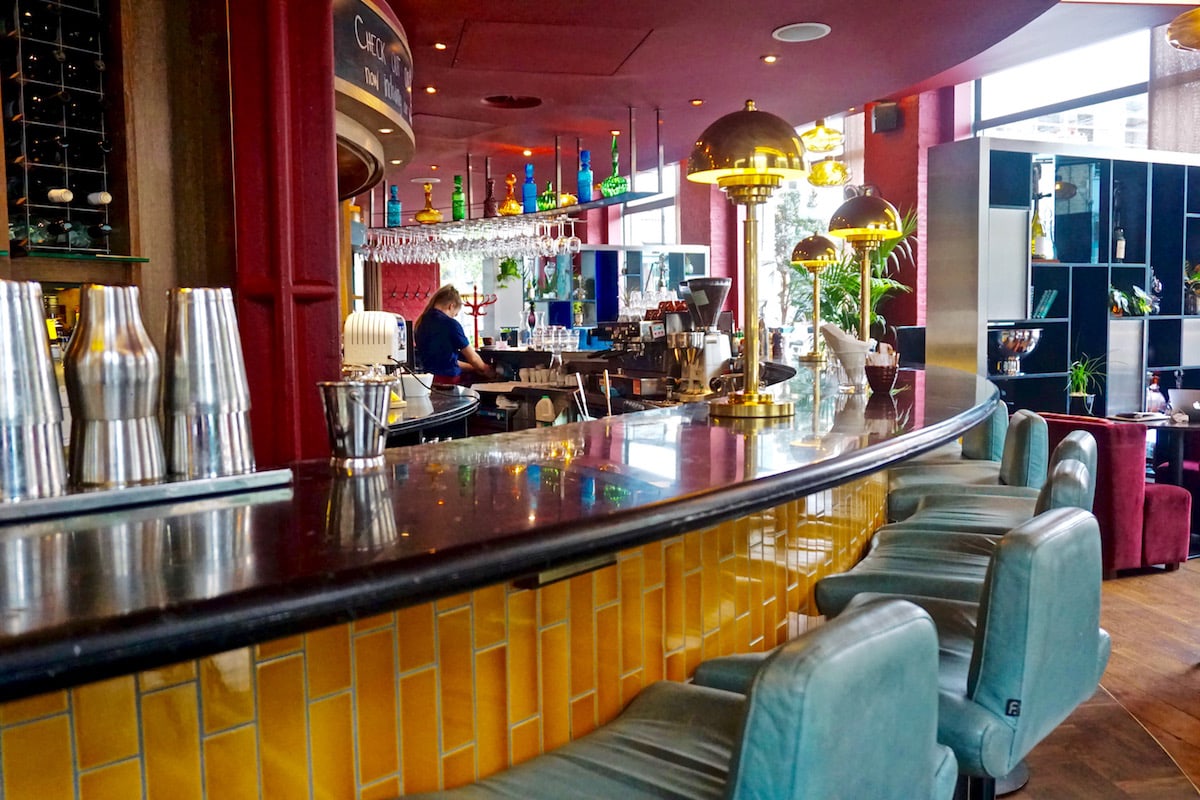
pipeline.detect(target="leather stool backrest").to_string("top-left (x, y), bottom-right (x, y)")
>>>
top-left (967, 507), bottom-right (1108, 776)
top-left (962, 402), bottom-right (1010, 461)
top-left (998, 410), bottom-right (1048, 488)
top-left (727, 599), bottom-right (945, 800)
top-left (1036, 431), bottom-right (1097, 513)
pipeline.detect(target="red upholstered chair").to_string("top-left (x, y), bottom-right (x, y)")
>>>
top-left (1154, 429), bottom-right (1200, 532)
top-left (1041, 413), bottom-right (1190, 577)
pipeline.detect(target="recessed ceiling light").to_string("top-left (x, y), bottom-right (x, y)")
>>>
top-left (522, 149), bottom-right (532, 157)
top-left (389, 159), bottom-right (403, 165)
top-left (690, 98), bottom-right (704, 106)
top-left (610, 130), bottom-right (621, 136)
top-left (430, 164), bottom-right (439, 170)
top-left (771, 22), bottom-right (832, 43)
top-left (378, 127), bottom-right (393, 134)
top-left (761, 54), bottom-right (778, 64)
top-left (424, 86), bottom-right (437, 94)
top-left (433, 42), bottom-right (447, 50)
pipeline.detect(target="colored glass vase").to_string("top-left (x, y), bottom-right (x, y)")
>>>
top-left (414, 182), bottom-right (443, 224)
top-left (498, 174), bottom-right (523, 216)
top-left (600, 134), bottom-right (628, 198)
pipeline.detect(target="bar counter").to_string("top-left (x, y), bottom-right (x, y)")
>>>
top-left (0, 365), bottom-right (997, 798)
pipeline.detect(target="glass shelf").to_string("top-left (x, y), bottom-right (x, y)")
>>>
top-left (372, 191), bottom-right (659, 233)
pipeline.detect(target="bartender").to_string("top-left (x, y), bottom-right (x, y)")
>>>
top-left (414, 284), bottom-right (494, 385)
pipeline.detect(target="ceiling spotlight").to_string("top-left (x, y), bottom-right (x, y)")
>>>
top-left (430, 164), bottom-right (439, 171)
top-left (610, 129), bottom-right (621, 136)
top-left (378, 127), bottom-right (393, 134)
top-left (424, 86), bottom-right (437, 94)
top-left (389, 159), bottom-right (403, 165)
top-left (771, 22), bottom-right (832, 43)
top-left (690, 98), bottom-right (704, 106)
top-left (761, 54), bottom-right (778, 64)
top-left (433, 42), bottom-right (447, 50)
top-left (522, 149), bottom-right (533, 157)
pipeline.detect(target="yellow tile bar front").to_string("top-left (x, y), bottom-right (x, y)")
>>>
top-left (0, 474), bottom-right (884, 799)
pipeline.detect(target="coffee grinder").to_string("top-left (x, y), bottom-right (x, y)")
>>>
top-left (679, 277), bottom-right (732, 394)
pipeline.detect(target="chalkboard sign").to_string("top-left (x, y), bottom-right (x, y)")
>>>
top-left (333, 0), bottom-right (412, 127)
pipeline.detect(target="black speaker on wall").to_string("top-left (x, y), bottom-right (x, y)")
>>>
top-left (872, 101), bottom-right (900, 133)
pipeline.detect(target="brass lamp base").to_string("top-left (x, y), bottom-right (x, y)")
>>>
top-left (708, 392), bottom-right (794, 418)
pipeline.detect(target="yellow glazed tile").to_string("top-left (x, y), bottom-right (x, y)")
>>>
top-left (355, 628), bottom-right (400, 783)
top-left (443, 745), bottom-right (476, 789)
top-left (200, 648), bottom-right (255, 734)
top-left (73, 675), bottom-right (138, 769)
top-left (400, 669), bottom-right (439, 794)
top-left (142, 684), bottom-right (202, 800)
top-left (438, 606), bottom-right (474, 752)
top-left (643, 587), bottom-right (664, 684)
top-left (510, 717), bottom-right (541, 766)
top-left (702, 630), bottom-right (721, 662)
top-left (568, 574), bottom-right (594, 696)
top-left (508, 590), bottom-right (538, 722)
top-left (362, 777), bottom-right (402, 800)
top-left (663, 541), bottom-right (684, 651)
top-left (80, 759), bottom-right (143, 800)
top-left (256, 634), bottom-right (302, 659)
top-left (594, 563), bottom-right (618, 605)
top-left (257, 654), bottom-right (309, 799)
top-left (397, 602), bottom-right (436, 672)
top-left (475, 646), bottom-right (508, 779)
top-left (541, 624), bottom-right (570, 751)
top-left (620, 672), bottom-right (644, 706)
top-left (620, 556), bottom-right (643, 674)
top-left (2, 716), bottom-right (73, 799)
top-left (354, 611), bottom-right (394, 632)
top-left (0, 690), bottom-right (66, 725)
top-left (539, 580), bottom-right (567, 626)
top-left (596, 605), bottom-right (621, 723)
top-left (701, 545), bottom-right (720, 632)
top-left (310, 693), bottom-right (354, 800)
top-left (701, 527), bottom-right (719, 572)
top-left (138, 662), bottom-right (196, 693)
top-left (685, 571), bottom-right (702, 656)
top-left (306, 623), bottom-right (352, 698)
top-left (719, 519), bottom-right (735, 559)
top-left (474, 584), bottom-right (507, 648)
top-left (203, 725), bottom-right (259, 800)
top-left (642, 540), bottom-right (664, 586)
top-left (666, 651), bottom-right (687, 683)
top-left (684, 529), bottom-right (701, 571)
top-left (570, 693), bottom-right (596, 739)
top-left (436, 591), bottom-right (471, 611)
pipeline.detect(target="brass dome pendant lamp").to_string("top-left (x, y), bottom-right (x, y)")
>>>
top-left (790, 234), bottom-right (841, 363)
top-left (1168, 6), bottom-right (1200, 51)
top-left (687, 100), bottom-right (806, 418)
top-left (827, 192), bottom-right (902, 342)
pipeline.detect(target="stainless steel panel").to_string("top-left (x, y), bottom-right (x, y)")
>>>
top-left (986, 207), bottom-right (1031, 320)
top-left (1106, 319), bottom-right (1144, 413)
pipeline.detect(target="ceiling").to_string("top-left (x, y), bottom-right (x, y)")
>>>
top-left (380, 1), bottom-right (1185, 220)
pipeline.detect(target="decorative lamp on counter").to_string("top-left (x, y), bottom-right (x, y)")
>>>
top-left (1168, 6), bottom-right (1200, 50)
top-left (827, 190), bottom-right (902, 342)
top-left (790, 233), bottom-right (842, 363)
top-left (687, 99), bottom-right (806, 418)
top-left (414, 179), bottom-right (444, 224)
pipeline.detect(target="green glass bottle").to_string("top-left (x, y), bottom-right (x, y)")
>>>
top-left (451, 175), bottom-right (466, 221)
top-left (600, 134), bottom-right (628, 198)
top-left (537, 181), bottom-right (557, 211)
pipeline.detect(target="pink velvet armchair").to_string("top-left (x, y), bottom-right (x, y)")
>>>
top-left (1042, 413), bottom-right (1190, 577)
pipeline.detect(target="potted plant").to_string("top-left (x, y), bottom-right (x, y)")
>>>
top-left (1067, 353), bottom-right (1104, 415)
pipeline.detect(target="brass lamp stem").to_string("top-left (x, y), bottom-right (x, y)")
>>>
top-left (744, 202), bottom-right (761, 398)
top-left (857, 243), bottom-right (876, 342)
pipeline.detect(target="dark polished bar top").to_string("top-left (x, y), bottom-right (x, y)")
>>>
top-left (386, 384), bottom-right (479, 434)
top-left (0, 366), bottom-right (997, 701)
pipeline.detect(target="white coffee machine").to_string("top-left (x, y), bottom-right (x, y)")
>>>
top-left (343, 311), bottom-right (407, 368)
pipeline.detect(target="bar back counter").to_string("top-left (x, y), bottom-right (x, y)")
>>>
top-left (0, 366), bottom-right (996, 799)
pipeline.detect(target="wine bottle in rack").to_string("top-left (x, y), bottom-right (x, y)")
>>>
top-left (87, 191), bottom-right (112, 205)
top-left (1112, 179), bottom-right (1125, 263)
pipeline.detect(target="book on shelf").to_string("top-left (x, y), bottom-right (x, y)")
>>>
top-left (1032, 289), bottom-right (1057, 319)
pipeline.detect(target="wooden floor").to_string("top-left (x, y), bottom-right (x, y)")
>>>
top-left (1012, 559), bottom-right (1200, 798)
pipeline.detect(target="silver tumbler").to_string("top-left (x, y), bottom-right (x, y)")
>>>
top-left (163, 287), bottom-right (255, 478)
top-left (0, 279), bottom-right (67, 501)
top-left (64, 284), bottom-right (165, 488)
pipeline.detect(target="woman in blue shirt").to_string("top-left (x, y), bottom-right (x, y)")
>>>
top-left (414, 285), bottom-right (494, 384)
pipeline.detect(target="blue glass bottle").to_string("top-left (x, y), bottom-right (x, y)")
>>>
top-left (577, 150), bottom-right (593, 203)
top-left (386, 184), bottom-right (402, 227)
top-left (522, 163), bottom-right (537, 213)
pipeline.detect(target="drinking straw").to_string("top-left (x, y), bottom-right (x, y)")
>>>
top-left (602, 369), bottom-right (612, 417)
top-left (575, 372), bottom-right (590, 418)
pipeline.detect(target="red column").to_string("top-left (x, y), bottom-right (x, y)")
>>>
top-left (679, 168), bottom-right (740, 323)
top-left (862, 86), bottom-right (969, 329)
top-left (228, 0), bottom-right (342, 466)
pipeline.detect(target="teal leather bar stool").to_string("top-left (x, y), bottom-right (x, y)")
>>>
top-left (813, 457), bottom-right (1091, 616)
top-left (905, 401), bottom-right (1010, 466)
top-left (406, 599), bottom-right (957, 799)
top-left (888, 409), bottom-right (1048, 521)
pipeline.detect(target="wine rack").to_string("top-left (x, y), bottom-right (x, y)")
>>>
top-left (1, 0), bottom-right (115, 255)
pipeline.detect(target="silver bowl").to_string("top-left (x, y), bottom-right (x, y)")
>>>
top-left (989, 328), bottom-right (1041, 376)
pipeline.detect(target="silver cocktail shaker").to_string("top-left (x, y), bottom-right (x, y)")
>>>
top-left (0, 279), bottom-right (67, 501)
top-left (64, 284), bottom-right (165, 488)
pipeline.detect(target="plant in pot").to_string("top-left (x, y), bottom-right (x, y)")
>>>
top-left (1067, 353), bottom-right (1104, 415)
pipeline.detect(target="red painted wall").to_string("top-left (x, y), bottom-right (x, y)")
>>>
top-left (228, 0), bottom-right (341, 465)
top-left (380, 263), bottom-right (441, 320)
top-left (679, 167), bottom-right (740, 323)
